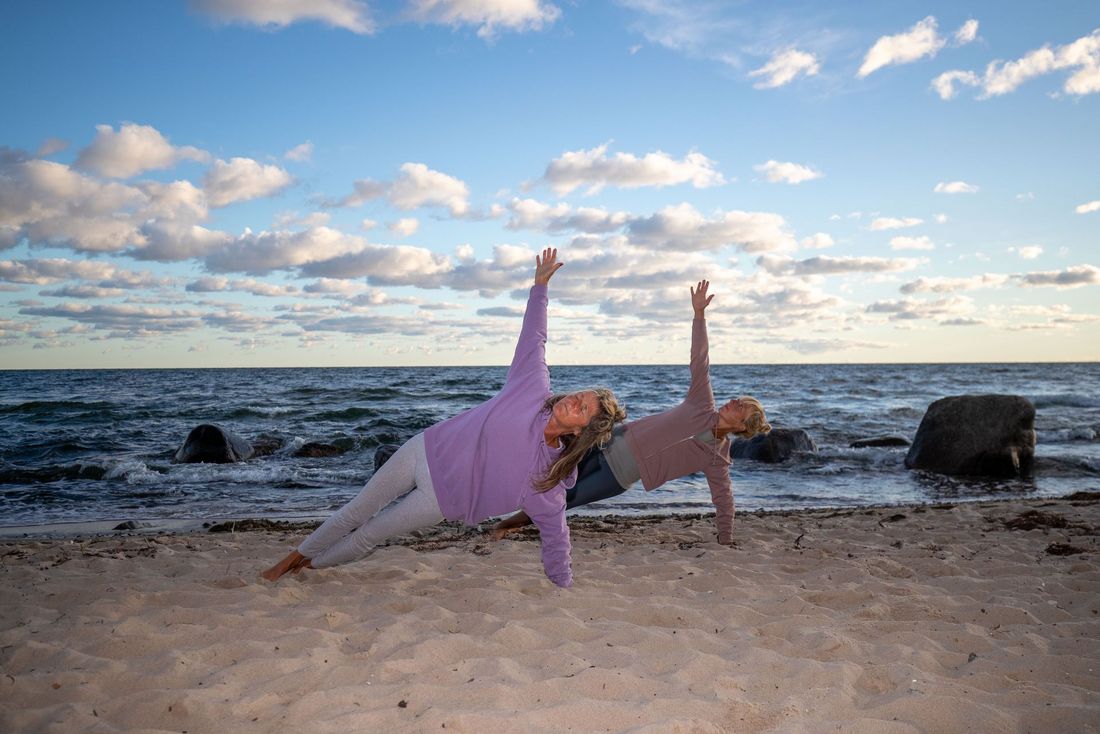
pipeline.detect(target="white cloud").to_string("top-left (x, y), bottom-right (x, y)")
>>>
top-left (134, 222), bottom-right (232, 262)
top-left (934, 180), bottom-right (979, 194)
top-left (19, 302), bottom-right (206, 336)
top-left (870, 216), bottom-right (923, 230)
top-left (504, 198), bottom-right (628, 234)
top-left (205, 226), bottom-right (370, 275)
top-left (890, 235), bottom-right (935, 251)
top-left (297, 240), bottom-right (454, 287)
top-left (748, 49), bottom-right (820, 89)
top-left (203, 158), bottom-right (294, 208)
top-left (900, 274), bottom-right (1009, 294)
top-left (0, 258), bottom-right (144, 285)
top-left (934, 213), bottom-right (948, 223)
top-left (1076, 199), bottom-right (1100, 214)
top-left (36, 138), bottom-right (68, 157)
top-left (866, 295), bottom-right (975, 321)
top-left (858, 16), bottom-right (945, 78)
top-left (284, 141), bottom-right (314, 162)
top-left (954, 20), bottom-right (979, 45)
top-left (800, 233), bottom-right (834, 249)
top-left (360, 218), bottom-right (378, 231)
top-left (328, 163), bottom-right (470, 217)
top-left (542, 144), bottom-right (724, 196)
top-left (406, 0), bottom-right (561, 39)
top-left (1015, 264), bottom-right (1100, 289)
top-left (758, 253), bottom-right (923, 276)
top-left (626, 203), bottom-right (797, 253)
top-left (186, 276), bottom-right (298, 297)
top-left (754, 160), bottom-right (822, 184)
top-left (189, 0), bottom-right (374, 33)
top-left (74, 123), bottom-right (209, 179)
top-left (1012, 245), bottom-right (1044, 260)
top-left (388, 217), bottom-right (420, 237)
top-left (937, 29), bottom-right (1100, 100)
top-left (388, 163), bottom-right (469, 215)
top-left (931, 70), bottom-right (980, 100)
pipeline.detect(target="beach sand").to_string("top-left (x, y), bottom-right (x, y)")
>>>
top-left (1, 496), bottom-right (1098, 733)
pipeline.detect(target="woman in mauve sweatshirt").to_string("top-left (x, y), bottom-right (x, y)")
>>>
top-left (263, 248), bottom-right (625, 587)
top-left (493, 280), bottom-right (770, 546)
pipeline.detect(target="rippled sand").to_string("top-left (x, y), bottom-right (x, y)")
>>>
top-left (2, 496), bottom-right (1098, 733)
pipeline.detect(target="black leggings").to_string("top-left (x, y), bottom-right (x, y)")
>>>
top-left (565, 446), bottom-right (630, 509)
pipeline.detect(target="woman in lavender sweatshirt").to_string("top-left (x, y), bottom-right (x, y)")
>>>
top-left (262, 248), bottom-right (624, 587)
top-left (492, 280), bottom-right (770, 545)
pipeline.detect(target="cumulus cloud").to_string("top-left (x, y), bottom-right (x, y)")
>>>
top-left (753, 160), bottom-right (822, 184)
top-left (133, 222), bottom-right (232, 262)
top-left (858, 16), bottom-right (945, 78)
top-left (204, 226), bottom-right (369, 275)
top-left (36, 138), bottom-right (68, 157)
top-left (1076, 199), bottom-right (1100, 214)
top-left (890, 235), bottom-right (935, 251)
top-left (38, 285), bottom-right (125, 299)
top-left (298, 242), bottom-right (454, 287)
top-left (748, 49), bottom-right (820, 89)
top-left (954, 19), bottom-right (979, 45)
top-left (0, 156), bottom-right (167, 252)
top-left (936, 29), bottom-right (1100, 100)
top-left (406, 0), bottom-right (561, 39)
top-left (934, 180), bottom-right (979, 194)
top-left (19, 302), bottom-right (206, 336)
top-left (203, 158), bottom-right (294, 208)
top-left (327, 163), bottom-right (470, 216)
top-left (503, 198), bottom-right (628, 234)
top-left (284, 141), bottom-right (314, 162)
top-left (1012, 245), bottom-right (1044, 260)
top-left (800, 233), bottom-right (834, 249)
top-left (931, 70), bottom-right (981, 100)
top-left (871, 216), bottom-right (923, 230)
top-left (542, 144), bottom-right (724, 196)
top-left (866, 295), bottom-right (975, 321)
top-left (626, 203), bottom-right (797, 253)
top-left (759, 253), bottom-right (923, 276)
top-left (476, 305), bottom-right (525, 317)
top-left (74, 123), bottom-right (209, 179)
top-left (899, 274), bottom-right (1009, 294)
top-left (1014, 264), bottom-right (1100, 289)
top-left (186, 276), bottom-right (298, 297)
top-left (388, 218), bottom-right (420, 237)
top-left (189, 0), bottom-right (374, 33)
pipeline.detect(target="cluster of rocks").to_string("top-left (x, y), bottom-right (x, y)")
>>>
top-left (174, 394), bottom-right (1038, 480)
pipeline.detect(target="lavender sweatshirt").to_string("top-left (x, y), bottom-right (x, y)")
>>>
top-left (622, 317), bottom-right (736, 543)
top-left (424, 284), bottom-right (574, 587)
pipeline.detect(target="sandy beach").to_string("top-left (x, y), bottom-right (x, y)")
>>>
top-left (2, 495), bottom-right (1098, 733)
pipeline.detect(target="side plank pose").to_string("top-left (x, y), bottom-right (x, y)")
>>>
top-left (263, 248), bottom-right (625, 587)
top-left (492, 280), bottom-right (770, 545)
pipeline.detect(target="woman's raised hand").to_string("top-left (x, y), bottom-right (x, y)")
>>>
top-left (691, 279), bottom-right (714, 316)
top-left (534, 247), bottom-right (563, 286)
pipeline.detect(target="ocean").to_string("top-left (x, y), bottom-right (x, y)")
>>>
top-left (1, 363), bottom-right (1098, 528)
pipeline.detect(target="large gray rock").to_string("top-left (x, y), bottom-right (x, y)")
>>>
top-left (904, 395), bottom-right (1035, 477)
top-left (730, 428), bottom-right (817, 463)
top-left (174, 424), bottom-right (255, 463)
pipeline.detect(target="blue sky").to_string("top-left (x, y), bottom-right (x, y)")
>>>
top-left (1, 0), bottom-right (1097, 368)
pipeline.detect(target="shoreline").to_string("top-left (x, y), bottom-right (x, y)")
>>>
top-left (2, 492), bottom-right (1097, 542)
top-left (1, 495), bottom-right (1098, 732)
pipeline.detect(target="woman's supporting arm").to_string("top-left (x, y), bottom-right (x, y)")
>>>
top-left (522, 487), bottom-right (574, 587)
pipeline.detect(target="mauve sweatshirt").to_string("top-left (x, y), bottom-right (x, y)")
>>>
top-left (424, 284), bottom-right (575, 587)
top-left (622, 317), bottom-right (736, 543)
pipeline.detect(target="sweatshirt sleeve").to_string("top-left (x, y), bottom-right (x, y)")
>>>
top-left (505, 284), bottom-right (549, 387)
top-left (686, 318), bottom-right (715, 409)
top-left (522, 486), bottom-right (573, 587)
top-left (704, 463), bottom-right (735, 545)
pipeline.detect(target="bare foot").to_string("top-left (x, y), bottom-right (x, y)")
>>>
top-left (262, 550), bottom-right (308, 582)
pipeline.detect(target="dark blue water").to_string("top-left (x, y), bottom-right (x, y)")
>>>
top-left (1, 364), bottom-right (1098, 527)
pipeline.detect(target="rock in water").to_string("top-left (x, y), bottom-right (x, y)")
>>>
top-left (904, 395), bottom-right (1035, 477)
top-left (174, 424), bottom-right (255, 463)
top-left (850, 435), bottom-right (911, 448)
top-left (730, 428), bottom-right (817, 463)
top-left (374, 444), bottom-right (401, 471)
top-left (294, 442), bottom-right (343, 458)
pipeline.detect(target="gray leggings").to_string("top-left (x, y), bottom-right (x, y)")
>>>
top-left (298, 433), bottom-right (443, 568)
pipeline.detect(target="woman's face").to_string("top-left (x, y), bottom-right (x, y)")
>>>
top-left (717, 398), bottom-right (751, 432)
top-left (552, 391), bottom-right (601, 434)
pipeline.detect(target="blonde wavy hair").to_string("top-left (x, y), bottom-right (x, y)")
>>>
top-left (533, 387), bottom-right (626, 492)
top-left (721, 395), bottom-right (771, 440)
